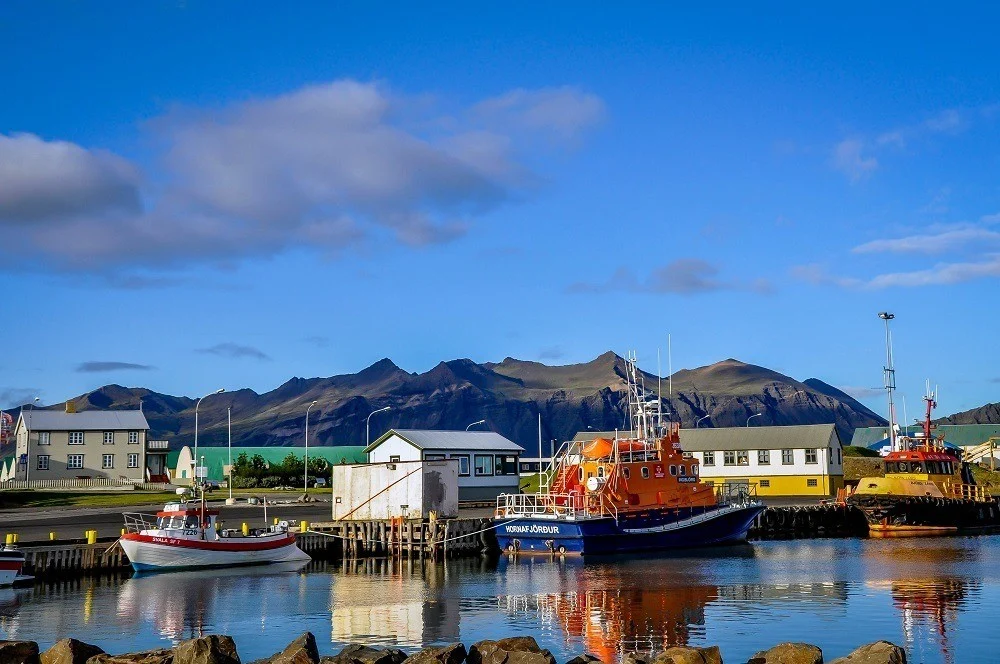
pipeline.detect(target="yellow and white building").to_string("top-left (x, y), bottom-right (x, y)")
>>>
top-left (574, 423), bottom-right (845, 497)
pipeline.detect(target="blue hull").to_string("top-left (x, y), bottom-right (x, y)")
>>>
top-left (495, 503), bottom-right (765, 555)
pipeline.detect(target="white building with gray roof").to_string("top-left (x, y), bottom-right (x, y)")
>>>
top-left (11, 403), bottom-right (155, 482)
top-left (365, 429), bottom-right (525, 500)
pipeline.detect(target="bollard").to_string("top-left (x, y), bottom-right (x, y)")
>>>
top-left (242, 522), bottom-right (249, 536)
top-left (12, 534), bottom-right (18, 543)
top-left (274, 517), bottom-right (279, 525)
top-left (121, 528), bottom-right (126, 536)
top-left (49, 532), bottom-right (57, 541)
top-left (3, 534), bottom-right (11, 546)
top-left (86, 530), bottom-right (97, 545)
top-left (300, 520), bottom-right (309, 533)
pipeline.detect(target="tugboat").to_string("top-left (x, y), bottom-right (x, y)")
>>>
top-left (845, 312), bottom-right (1000, 537)
top-left (120, 489), bottom-right (310, 572)
top-left (494, 354), bottom-right (765, 555)
top-left (0, 545), bottom-right (28, 587)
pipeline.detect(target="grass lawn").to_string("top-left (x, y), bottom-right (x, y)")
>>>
top-left (517, 473), bottom-right (546, 494)
top-left (0, 490), bottom-right (180, 510)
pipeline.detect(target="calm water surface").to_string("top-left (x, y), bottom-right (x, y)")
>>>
top-left (1, 537), bottom-right (996, 664)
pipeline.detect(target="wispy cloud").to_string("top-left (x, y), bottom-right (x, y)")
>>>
top-left (197, 343), bottom-right (271, 361)
top-left (831, 139), bottom-right (878, 181)
top-left (852, 225), bottom-right (1000, 254)
top-left (0, 388), bottom-right (41, 409)
top-left (538, 346), bottom-right (566, 361)
top-left (838, 386), bottom-right (884, 400)
top-left (0, 80), bottom-right (604, 275)
top-left (568, 259), bottom-right (771, 295)
top-left (76, 361), bottom-right (154, 373)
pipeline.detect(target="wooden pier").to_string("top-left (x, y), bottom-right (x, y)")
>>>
top-left (306, 516), bottom-right (496, 559)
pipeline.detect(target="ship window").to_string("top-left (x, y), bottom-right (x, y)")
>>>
top-left (898, 462), bottom-right (909, 472)
top-left (703, 452), bottom-right (715, 466)
top-left (641, 467), bottom-right (650, 479)
top-left (169, 517), bottom-right (185, 529)
top-left (579, 468), bottom-right (584, 482)
top-left (692, 464), bottom-right (698, 476)
top-left (597, 466), bottom-right (605, 478)
top-left (669, 465), bottom-right (677, 476)
top-left (911, 462), bottom-right (924, 473)
top-left (622, 467), bottom-right (630, 479)
top-left (184, 516), bottom-right (199, 528)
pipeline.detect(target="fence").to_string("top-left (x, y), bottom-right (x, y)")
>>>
top-left (0, 478), bottom-right (171, 491)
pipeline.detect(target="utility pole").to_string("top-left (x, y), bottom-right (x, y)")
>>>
top-left (879, 312), bottom-right (897, 453)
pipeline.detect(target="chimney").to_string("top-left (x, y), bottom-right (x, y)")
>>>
top-left (65, 401), bottom-right (76, 414)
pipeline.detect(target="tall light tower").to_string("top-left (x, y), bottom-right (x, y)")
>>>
top-left (878, 312), bottom-right (897, 453)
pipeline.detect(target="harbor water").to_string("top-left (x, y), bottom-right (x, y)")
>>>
top-left (1, 536), bottom-right (997, 664)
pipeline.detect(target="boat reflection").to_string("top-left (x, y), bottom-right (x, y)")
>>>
top-left (117, 560), bottom-right (310, 641)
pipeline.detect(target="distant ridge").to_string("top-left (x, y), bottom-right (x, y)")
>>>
top-left (14, 353), bottom-right (886, 455)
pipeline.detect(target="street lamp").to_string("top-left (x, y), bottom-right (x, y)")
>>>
top-left (747, 413), bottom-right (763, 427)
top-left (194, 388), bottom-right (225, 485)
top-left (23, 397), bottom-right (40, 482)
top-left (305, 400), bottom-right (318, 493)
top-left (366, 406), bottom-right (391, 449)
top-left (696, 415), bottom-right (710, 428)
top-left (466, 419), bottom-right (486, 431)
top-left (226, 406), bottom-right (234, 504)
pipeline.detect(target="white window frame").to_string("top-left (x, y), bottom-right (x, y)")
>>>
top-left (723, 451), bottom-right (736, 466)
top-left (781, 449), bottom-right (794, 465)
top-left (758, 450), bottom-right (770, 465)
top-left (128, 431), bottom-right (139, 445)
top-left (805, 449), bottom-right (818, 464)
top-left (473, 454), bottom-right (494, 477)
top-left (450, 454), bottom-right (470, 477)
top-left (128, 453), bottom-right (139, 468)
top-left (102, 454), bottom-right (115, 469)
top-left (104, 431), bottom-right (115, 445)
top-left (67, 454), bottom-right (84, 470)
top-left (38, 431), bottom-right (51, 446)
top-left (702, 451), bottom-right (715, 466)
top-left (736, 450), bottom-right (749, 466)
top-left (68, 431), bottom-right (84, 445)
top-left (37, 455), bottom-right (49, 471)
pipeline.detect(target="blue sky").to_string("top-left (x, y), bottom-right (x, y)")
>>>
top-left (1, 2), bottom-right (998, 417)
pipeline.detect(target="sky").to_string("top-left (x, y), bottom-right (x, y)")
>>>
top-left (1, 2), bottom-right (999, 418)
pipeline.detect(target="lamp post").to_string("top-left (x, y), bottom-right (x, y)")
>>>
top-left (366, 406), bottom-right (391, 449)
top-left (695, 415), bottom-right (710, 428)
top-left (304, 400), bottom-right (318, 493)
top-left (747, 413), bottom-right (763, 427)
top-left (466, 419), bottom-right (486, 431)
top-left (226, 406), bottom-right (234, 504)
top-left (194, 388), bottom-right (225, 485)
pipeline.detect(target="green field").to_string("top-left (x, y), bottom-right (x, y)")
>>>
top-left (0, 487), bottom-right (330, 510)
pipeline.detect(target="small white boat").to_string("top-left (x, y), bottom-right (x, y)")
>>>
top-left (120, 493), bottom-right (310, 573)
top-left (0, 546), bottom-right (30, 587)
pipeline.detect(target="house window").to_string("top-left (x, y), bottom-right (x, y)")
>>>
top-left (128, 431), bottom-right (139, 444)
top-left (451, 454), bottom-right (470, 476)
top-left (641, 467), bottom-right (650, 479)
top-left (723, 451), bottom-right (736, 466)
top-left (38, 431), bottom-right (50, 446)
top-left (758, 450), bottom-right (770, 465)
top-left (496, 455), bottom-right (518, 476)
top-left (389, 455), bottom-right (401, 463)
top-left (37, 455), bottom-right (49, 471)
top-left (702, 452), bottom-right (715, 466)
top-left (102, 454), bottom-right (114, 469)
top-left (69, 431), bottom-right (84, 445)
top-left (837, 448), bottom-right (842, 464)
top-left (805, 449), bottom-right (818, 464)
top-left (424, 453), bottom-right (446, 461)
top-left (759, 479), bottom-right (770, 488)
top-left (736, 451), bottom-right (749, 466)
top-left (807, 478), bottom-right (818, 487)
top-left (67, 454), bottom-right (84, 470)
top-left (781, 449), bottom-right (794, 465)
top-left (474, 454), bottom-right (494, 476)
top-left (128, 453), bottom-right (139, 468)
top-left (104, 431), bottom-right (115, 445)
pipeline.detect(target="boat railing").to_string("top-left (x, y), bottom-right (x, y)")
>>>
top-left (123, 512), bottom-right (158, 534)
top-left (944, 482), bottom-right (991, 502)
top-left (713, 482), bottom-right (759, 507)
top-left (496, 491), bottom-right (619, 521)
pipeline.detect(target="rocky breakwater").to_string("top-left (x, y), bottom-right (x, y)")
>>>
top-left (0, 633), bottom-right (907, 664)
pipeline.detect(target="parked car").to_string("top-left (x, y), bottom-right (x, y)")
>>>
top-left (313, 478), bottom-right (327, 488)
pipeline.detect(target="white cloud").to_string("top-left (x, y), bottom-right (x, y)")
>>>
top-left (852, 226), bottom-right (1000, 254)
top-left (864, 255), bottom-right (1000, 288)
top-left (568, 259), bottom-right (771, 295)
top-left (0, 80), bottom-right (604, 273)
top-left (831, 139), bottom-right (878, 181)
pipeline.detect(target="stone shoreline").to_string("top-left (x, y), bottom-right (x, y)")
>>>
top-left (0, 633), bottom-right (907, 664)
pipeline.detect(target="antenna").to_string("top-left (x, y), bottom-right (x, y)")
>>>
top-left (657, 348), bottom-right (663, 434)
top-left (878, 312), bottom-right (897, 452)
top-left (668, 333), bottom-right (673, 396)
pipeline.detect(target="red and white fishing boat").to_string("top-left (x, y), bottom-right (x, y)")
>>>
top-left (0, 546), bottom-right (28, 587)
top-left (120, 492), bottom-right (310, 572)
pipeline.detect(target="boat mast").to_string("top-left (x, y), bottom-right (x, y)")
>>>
top-left (878, 312), bottom-right (898, 453)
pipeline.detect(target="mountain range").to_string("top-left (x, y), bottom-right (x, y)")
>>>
top-left (939, 401), bottom-right (1000, 425)
top-left (30, 352), bottom-right (889, 455)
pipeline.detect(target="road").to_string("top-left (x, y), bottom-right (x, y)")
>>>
top-left (0, 500), bottom-right (335, 543)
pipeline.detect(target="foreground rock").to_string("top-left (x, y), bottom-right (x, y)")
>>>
top-left (0, 640), bottom-right (41, 664)
top-left (403, 644), bottom-right (467, 664)
top-left (86, 649), bottom-right (174, 664)
top-left (252, 633), bottom-right (320, 664)
top-left (320, 645), bottom-right (407, 664)
top-left (747, 643), bottom-right (823, 664)
top-left (468, 637), bottom-right (556, 664)
top-left (828, 641), bottom-right (906, 664)
top-left (174, 636), bottom-right (241, 664)
top-left (564, 656), bottom-right (601, 664)
top-left (41, 639), bottom-right (105, 664)
top-left (654, 646), bottom-right (723, 664)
